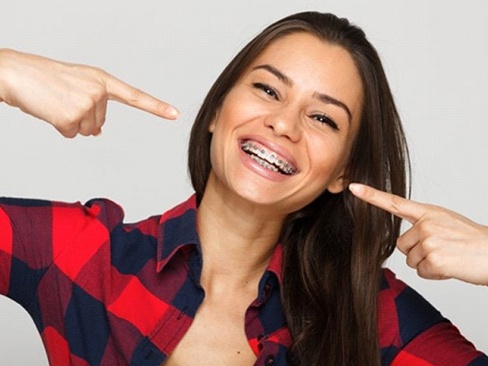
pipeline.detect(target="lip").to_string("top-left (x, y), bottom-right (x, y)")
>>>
top-left (237, 135), bottom-right (299, 181)
top-left (239, 135), bottom-right (299, 170)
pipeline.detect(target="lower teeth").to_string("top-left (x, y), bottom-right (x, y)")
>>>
top-left (250, 155), bottom-right (279, 173)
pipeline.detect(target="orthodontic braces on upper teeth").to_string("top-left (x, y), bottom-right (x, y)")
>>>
top-left (241, 141), bottom-right (296, 175)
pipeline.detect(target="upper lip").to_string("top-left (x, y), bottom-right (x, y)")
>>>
top-left (239, 135), bottom-right (299, 173)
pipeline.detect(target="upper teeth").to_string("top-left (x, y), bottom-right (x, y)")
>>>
top-left (241, 141), bottom-right (297, 175)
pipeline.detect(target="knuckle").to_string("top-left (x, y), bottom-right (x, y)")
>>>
top-left (78, 130), bottom-right (92, 137)
top-left (92, 127), bottom-right (102, 136)
top-left (128, 88), bottom-right (142, 104)
top-left (91, 66), bottom-right (107, 77)
top-left (421, 237), bottom-right (437, 252)
top-left (79, 95), bottom-right (97, 111)
top-left (405, 256), bottom-right (416, 269)
top-left (78, 120), bottom-right (96, 136)
top-left (423, 252), bottom-right (445, 274)
top-left (97, 115), bottom-right (106, 127)
top-left (416, 266), bottom-right (434, 280)
top-left (54, 118), bottom-right (77, 131)
top-left (416, 220), bottom-right (431, 234)
top-left (53, 117), bottom-right (80, 138)
top-left (154, 100), bottom-right (167, 114)
top-left (417, 219), bottom-right (441, 237)
top-left (57, 126), bottom-right (78, 138)
top-left (61, 104), bottom-right (91, 124)
top-left (390, 195), bottom-right (404, 214)
top-left (88, 88), bottom-right (106, 103)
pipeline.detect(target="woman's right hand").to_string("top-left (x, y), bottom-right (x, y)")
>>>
top-left (0, 49), bottom-right (179, 137)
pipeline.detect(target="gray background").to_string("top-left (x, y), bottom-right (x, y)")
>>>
top-left (1, 1), bottom-right (487, 364)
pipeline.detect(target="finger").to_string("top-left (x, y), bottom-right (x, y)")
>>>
top-left (349, 183), bottom-right (425, 223)
top-left (403, 240), bottom-right (426, 269)
top-left (56, 124), bottom-right (79, 139)
top-left (396, 225), bottom-right (421, 255)
top-left (78, 118), bottom-right (96, 136)
top-left (416, 255), bottom-right (449, 281)
top-left (92, 126), bottom-right (102, 136)
top-left (94, 98), bottom-right (107, 129)
top-left (53, 117), bottom-right (81, 138)
top-left (105, 73), bottom-right (179, 120)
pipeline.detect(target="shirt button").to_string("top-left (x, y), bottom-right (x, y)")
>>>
top-left (264, 355), bottom-right (275, 365)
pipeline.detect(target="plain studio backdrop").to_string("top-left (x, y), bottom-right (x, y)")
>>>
top-left (1, 1), bottom-right (487, 364)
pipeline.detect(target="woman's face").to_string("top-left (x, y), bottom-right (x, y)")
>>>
top-left (207, 32), bottom-right (363, 215)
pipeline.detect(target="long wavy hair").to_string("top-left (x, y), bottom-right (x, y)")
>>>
top-left (188, 11), bottom-right (409, 365)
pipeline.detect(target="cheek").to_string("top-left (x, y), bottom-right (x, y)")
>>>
top-left (307, 136), bottom-right (351, 182)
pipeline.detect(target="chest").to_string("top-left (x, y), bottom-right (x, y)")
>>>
top-left (37, 248), bottom-right (290, 365)
top-left (164, 293), bottom-right (257, 365)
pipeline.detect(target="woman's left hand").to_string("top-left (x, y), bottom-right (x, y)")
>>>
top-left (349, 183), bottom-right (488, 286)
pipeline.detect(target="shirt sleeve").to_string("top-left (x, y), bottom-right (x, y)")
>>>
top-left (0, 197), bottom-right (123, 309)
top-left (379, 268), bottom-right (488, 366)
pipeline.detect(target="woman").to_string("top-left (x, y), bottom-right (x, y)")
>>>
top-left (1, 11), bottom-right (487, 366)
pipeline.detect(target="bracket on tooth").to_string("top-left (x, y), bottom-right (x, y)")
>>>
top-left (241, 141), bottom-right (296, 175)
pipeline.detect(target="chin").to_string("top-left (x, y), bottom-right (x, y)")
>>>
top-left (233, 185), bottom-right (309, 214)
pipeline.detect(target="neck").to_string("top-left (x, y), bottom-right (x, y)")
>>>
top-left (196, 179), bottom-right (286, 294)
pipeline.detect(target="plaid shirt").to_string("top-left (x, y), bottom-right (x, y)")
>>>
top-left (0, 195), bottom-right (486, 365)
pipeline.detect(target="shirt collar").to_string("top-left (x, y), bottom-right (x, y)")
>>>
top-left (156, 194), bottom-right (200, 273)
top-left (155, 194), bottom-right (283, 286)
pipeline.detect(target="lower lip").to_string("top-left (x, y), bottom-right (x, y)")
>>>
top-left (238, 142), bottom-right (291, 182)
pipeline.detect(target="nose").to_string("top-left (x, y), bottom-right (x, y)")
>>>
top-left (264, 106), bottom-right (302, 142)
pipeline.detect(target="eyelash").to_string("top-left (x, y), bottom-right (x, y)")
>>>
top-left (311, 114), bottom-right (339, 130)
top-left (253, 82), bottom-right (279, 100)
top-left (252, 82), bottom-right (340, 131)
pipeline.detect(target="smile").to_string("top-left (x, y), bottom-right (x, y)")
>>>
top-left (240, 140), bottom-right (298, 175)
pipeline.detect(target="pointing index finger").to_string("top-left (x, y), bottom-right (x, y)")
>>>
top-left (105, 72), bottom-right (179, 120)
top-left (349, 183), bottom-right (425, 223)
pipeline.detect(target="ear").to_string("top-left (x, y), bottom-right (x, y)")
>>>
top-left (327, 174), bottom-right (347, 194)
top-left (208, 109), bottom-right (221, 133)
top-left (208, 119), bottom-right (216, 133)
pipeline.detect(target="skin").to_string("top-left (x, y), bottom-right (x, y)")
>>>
top-left (0, 48), bottom-right (179, 137)
top-left (207, 32), bottom-right (363, 217)
top-left (166, 33), bottom-right (363, 365)
top-left (1, 37), bottom-right (487, 365)
top-left (350, 183), bottom-right (488, 286)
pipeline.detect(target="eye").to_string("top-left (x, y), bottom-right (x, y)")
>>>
top-left (311, 113), bottom-right (340, 131)
top-left (252, 82), bottom-right (280, 101)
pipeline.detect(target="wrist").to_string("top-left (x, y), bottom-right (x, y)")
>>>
top-left (0, 48), bottom-right (12, 103)
top-left (0, 48), bottom-right (18, 104)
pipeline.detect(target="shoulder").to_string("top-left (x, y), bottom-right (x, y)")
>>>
top-left (0, 198), bottom-right (159, 247)
top-left (378, 268), bottom-right (445, 361)
top-left (0, 196), bottom-right (125, 221)
top-left (0, 195), bottom-right (159, 227)
top-left (379, 268), bottom-right (445, 339)
top-left (378, 268), bottom-right (488, 366)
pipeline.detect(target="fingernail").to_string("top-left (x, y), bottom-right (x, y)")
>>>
top-left (348, 183), bottom-right (364, 195)
top-left (165, 106), bottom-right (179, 119)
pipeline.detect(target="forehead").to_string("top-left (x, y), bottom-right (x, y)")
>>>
top-left (248, 32), bottom-right (364, 121)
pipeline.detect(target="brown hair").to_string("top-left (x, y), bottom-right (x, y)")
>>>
top-left (188, 11), bottom-right (409, 365)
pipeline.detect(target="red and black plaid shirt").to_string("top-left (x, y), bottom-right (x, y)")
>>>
top-left (0, 195), bottom-right (486, 365)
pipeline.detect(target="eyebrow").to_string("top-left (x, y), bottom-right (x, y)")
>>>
top-left (252, 64), bottom-right (353, 124)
